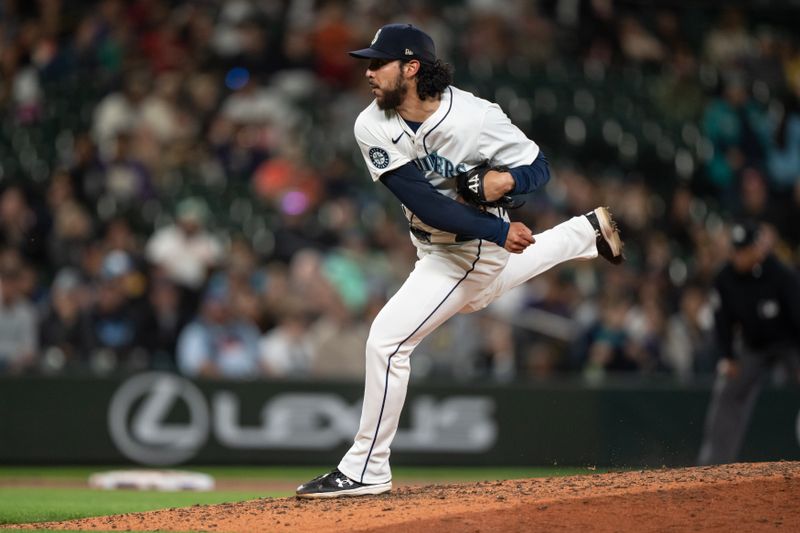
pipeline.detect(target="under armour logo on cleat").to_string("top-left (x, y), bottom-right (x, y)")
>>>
top-left (335, 477), bottom-right (354, 488)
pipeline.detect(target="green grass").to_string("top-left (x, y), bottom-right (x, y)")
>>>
top-left (0, 465), bottom-right (607, 528)
top-left (0, 465), bottom-right (603, 481)
top-left (0, 487), bottom-right (271, 525)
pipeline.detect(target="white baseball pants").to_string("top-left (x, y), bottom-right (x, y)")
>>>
top-left (337, 215), bottom-right (598, 484)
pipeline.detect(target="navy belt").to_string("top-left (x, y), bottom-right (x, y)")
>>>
top-left (409, 225), bottom-right (473, 245)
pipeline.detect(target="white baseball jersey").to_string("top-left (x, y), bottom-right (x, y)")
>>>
top-left (354, 86), bottom-right (540, 245)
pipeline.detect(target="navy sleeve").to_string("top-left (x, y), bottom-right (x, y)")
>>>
top-left (509, 152), bottom-right (550, 195)
top-left (380, 163), bottom-right (510, 246)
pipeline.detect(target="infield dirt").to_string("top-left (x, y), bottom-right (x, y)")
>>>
top-left (11, 461), bottom-right (800, 532)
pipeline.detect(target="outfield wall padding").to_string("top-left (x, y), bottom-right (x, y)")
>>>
top-left (1, 373), bottom-right (798, 466)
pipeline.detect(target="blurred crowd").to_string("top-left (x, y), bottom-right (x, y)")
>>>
top-left (1, 0), bottom-right (799, 382)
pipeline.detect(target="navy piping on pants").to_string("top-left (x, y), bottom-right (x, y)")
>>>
top-left (360, 240), bottom-right (483, 483)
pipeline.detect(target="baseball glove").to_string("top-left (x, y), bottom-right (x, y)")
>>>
top-left (455, 161), bottom-right (524, 209)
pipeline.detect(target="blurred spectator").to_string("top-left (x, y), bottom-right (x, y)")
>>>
top-left (618, 15), bottom-right (666, 66)
top-left (702, 72), bottom-right (770, 207)
top-left (0, 250), bottom-right (39, 374)
top-left (766, 90), bottom-right (800, 191)
top-left (145, 197), bottom-right (223, 311)
top-left (141, 274), bottom-right (185, 370)
top-left (703, 8), bottom-right (755, 68)
top-left (0, 185), bottom-right (48, 268)
top-left (46, 172), bottom-right (95, 270)
top-left (663, 283), bottom-right (715, 379)
top-left (320, 237), bottom-right (373, 316)
top-left (102, 217), bottom-right (142, 259)
top-left (259, 300), bottom-right (315, 378)
top-left (68, 133), bottom-right (106, 208)
top-left (577, 0), bottom-right (619, 67)
top-left (99, 132), bottom-right (156, 207)
top-left (208, 118), bottom-right (270, 182)
top-left (653, 43), bottom-right (704, 126)
top-left (11, 56), bottom-right (43, 124)
top-left (38, 267), bottom-right (89, 373)
top-left (92, 69), bottom-right (150, 159)
top-left (660, 185), bottom-right (700, 258)
top-left (308, 299), bottom-right (372, 380)
top-left (286, 249), bottom-right (349, 318)
top-left (185, 71), bottom-right (222, 136)
top-left (139, 70), bottom-right (195, 154)
top-left (83, 250), bottom-right (148, 373)
top-left (613, 179), bottom-right (654, 253)
top-left (462, 13), bottom-right (512, 72)
top-left (207, 236), bottom-right (266, 328)
top-left (252, 142), bottom-right (322, 212)
top-left (501, 270), bottom-right (578, 378)
top-left (474, 316), bottom-right (516, 381)
top-left (136, 3), bottom-right (188, 74)
top-left (310, 0), bottom-right (358, 87)
top-left (260, 261), bottom-right (307, 326)
top-left (625, 282), bottom-right (668, 373)
top-left (740, 27), bottom-right (785, 91)
top-left (219, 72), bottom-right (299, 139)
top-left (225, 17), bottom-right (287, 77)
top-left (578, 294), bottom-right (647, 379)
top-left (176, 285), bottom-right (261, 379)
top-left (691, 227), bottom-right (730, 287)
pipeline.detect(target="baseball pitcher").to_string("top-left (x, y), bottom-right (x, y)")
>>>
top-left (297, 23), bottom-right (624, 498)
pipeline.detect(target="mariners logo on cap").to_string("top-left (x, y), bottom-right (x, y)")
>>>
top-left (371, 29), bottom-right (382, 46)
top-left (369, 147), bottom-right (390, 169)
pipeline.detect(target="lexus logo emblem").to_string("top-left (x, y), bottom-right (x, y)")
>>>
top-left (108, 372), bottom-right (209, 465)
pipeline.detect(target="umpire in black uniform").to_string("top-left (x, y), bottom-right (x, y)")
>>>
top-left (697, 221), bottom-right (800, 465)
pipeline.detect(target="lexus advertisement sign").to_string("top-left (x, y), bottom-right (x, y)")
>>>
top-left (0, 373), bottom-right (797, 466)
top-left (107, 372), bottom-right (498, 465)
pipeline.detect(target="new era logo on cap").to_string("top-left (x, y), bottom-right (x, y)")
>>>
top-left (349, 23), bottom-right (436, 64)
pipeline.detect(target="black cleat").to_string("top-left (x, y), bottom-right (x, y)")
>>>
top-left (585, 207), bottom-right (624, 265)
top-left (295, 469), bottom-right (392, 499)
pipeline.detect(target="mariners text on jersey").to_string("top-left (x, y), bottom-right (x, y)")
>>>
top-left (413, 151), bottom-right (466, 178)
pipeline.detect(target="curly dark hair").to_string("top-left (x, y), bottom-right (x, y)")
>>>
top-left (414, 59), bottom-right (454, 100)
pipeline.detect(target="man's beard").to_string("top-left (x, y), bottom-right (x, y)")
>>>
top-left (376, 76), bottom-right (407, 111)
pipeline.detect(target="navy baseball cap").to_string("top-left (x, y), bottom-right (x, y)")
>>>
top-left (731, 221), bottom-right (759, 249)
top-left (349, 24), bottom-right (436, 64)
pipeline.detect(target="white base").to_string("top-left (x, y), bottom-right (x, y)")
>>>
top-left (88, 470), bottom-right (215, 491)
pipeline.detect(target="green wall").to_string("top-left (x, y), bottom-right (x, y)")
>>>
top-left (1, 374), bottom-right (797, 467)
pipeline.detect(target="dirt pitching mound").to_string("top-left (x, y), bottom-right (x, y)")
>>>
top-left (13, 462), bottom-right (800, 532)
